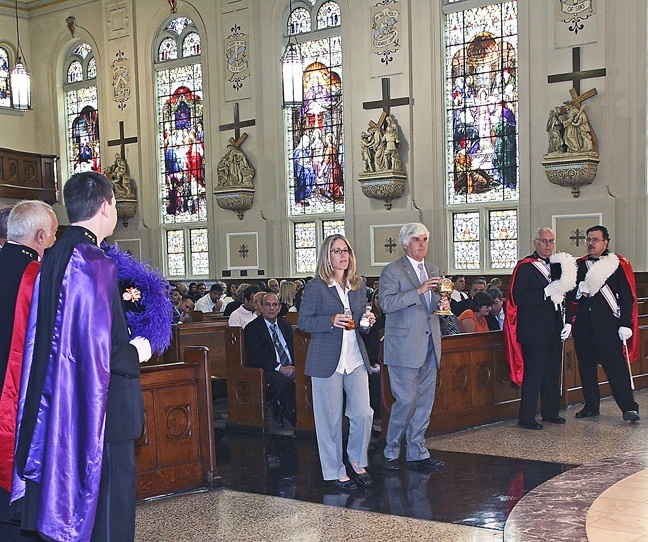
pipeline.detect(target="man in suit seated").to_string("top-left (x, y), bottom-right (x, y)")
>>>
top-left (244, 292), bottom-right (297, 427)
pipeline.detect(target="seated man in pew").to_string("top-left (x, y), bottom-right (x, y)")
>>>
top-left (244, 292), bottom-right (297, 427)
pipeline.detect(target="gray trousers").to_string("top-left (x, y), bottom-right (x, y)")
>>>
top-left (384, 336), bottom-right (437, 461)
top-left (311, 365), bottom-right (373, 480)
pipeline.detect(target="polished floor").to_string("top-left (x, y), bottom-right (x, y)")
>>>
top-left (136, 389), bottom-right (648, 541)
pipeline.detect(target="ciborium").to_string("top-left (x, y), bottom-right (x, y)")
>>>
top-left (434, 274), bottom-right (454, 316)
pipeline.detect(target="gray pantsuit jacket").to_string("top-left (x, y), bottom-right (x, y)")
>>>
top-left (379, 255), bottom-right (442, 369)
top-left (298, 277), bottom-right (372, 377)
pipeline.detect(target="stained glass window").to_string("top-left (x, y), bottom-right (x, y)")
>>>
top-left (182, 32), bottom-right (201, 57)
top-left (88, 58), bottom-right (97, 79)
top-left (67, 61), bottom-right (83, 83)
top-left (74, 43), bottom-right (92, 58)
top-left (190, 228), bottom-right (209, 276)
top-left (157, 17), bottom-right (208, 278)
top-left (489, 209), bottom-right (517, 268)
top-left (285, 36), bottom-right (344, 215)
top-left (295, 222), bottom-right (317, 274)
top-left (453, 212), bottom-right (480, 270)
top-left (64, 43), bottom-right (100, 176)
top-left (317, 2), bottom-right (341, 29)
top-left (0, 47), bottom-right (11, 108)
top-left (323, 219), bottom-right (345, 239)
top-left (158, 37), bottom-right (178, 62)
top-left (444, 1), bottom-right (518, 270)
top-left (288, 8), bottom-right (311, 35)
top-left (166, 229), bottom-right (186, 277)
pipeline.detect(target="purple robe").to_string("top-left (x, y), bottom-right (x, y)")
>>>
top-left (12, 243), bottom-right (115, 542)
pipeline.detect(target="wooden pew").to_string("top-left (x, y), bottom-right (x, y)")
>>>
top-left (225, 326), bottom-right (270, 432)
top-left (285, 312), bottom-right (299, 325)
top-left (164, 320), bottom-right (230, 379)
top-left (223, 326), bottom-right (316, 436)
top-left (136, 346), bottom-right (222, 500)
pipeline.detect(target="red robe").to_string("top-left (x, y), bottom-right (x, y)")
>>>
top-left (502, 256), bottom-right (537, 387)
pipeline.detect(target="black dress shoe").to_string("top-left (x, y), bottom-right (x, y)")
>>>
top-left (352, 472), bottom-right (372, 487)
top-left (575, 408), bottom-right (600, 419)
top-left (405, 458), bottom-right (445, 471)
top-left (334, 479), bottom-right (358, 490)
top-left (382, 457), bottom-right (400, 470)
top-left (541, 416), bottom-right (566, 424)
top-left (517, 420), bottom-right (543, 430)
top-left (623, 410), bottom-right (640, 423)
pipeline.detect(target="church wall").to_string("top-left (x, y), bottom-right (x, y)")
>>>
top-left (0, 0), bottom-right (646, 276)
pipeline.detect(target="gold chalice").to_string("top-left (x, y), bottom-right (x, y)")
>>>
top-left (434, 273), bottom-right (454, 316)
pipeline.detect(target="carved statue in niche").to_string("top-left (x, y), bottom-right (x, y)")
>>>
top-left (216, 145), bottom-right (255, 188)
top-left (359, 113), bottom-right (402, 173)
top-left (104, 153), bottom-right (136, 198)
top-left (542, 89), bottom-right (600, 198)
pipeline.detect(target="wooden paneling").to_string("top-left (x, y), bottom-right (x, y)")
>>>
top-left (164, 321), bottom-right (229, 379)
top-left (0, 147), bottom-right (58, 201)
top-left (136, 355), bottom-right (221, 500)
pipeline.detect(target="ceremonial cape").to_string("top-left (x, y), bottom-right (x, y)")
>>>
top-left (12, 227), bottom-right (114, 542)
top-left (575, 253), bottom-right (639, 362)
top-left (502, 256), bottom-right (536, 387)
top-left (0, 260), bottom-right (39, 491)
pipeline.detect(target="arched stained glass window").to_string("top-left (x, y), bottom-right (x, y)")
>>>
top-left (67, 61), bottom-right (83, 83)
top-left (88, 57), bottom-right (97, 79)
top-left (0, 47), bottom-right (11, 108)
top-left (284, 1), bottom-right (345, 274)
top-left (182, 32), bottom-right (201, 57)
top-left (288, 8), bottom-right (311, 35)
top-left (444, 1), bottom-right (518, 271)
top-left (156, 16), bottom-right (208, 278)
top-left (317, 1), bottom-right (341, 29)
top-left (158, 37), bottom-right (178, 62)
top-left (63, 42), bottom-right (100, 176)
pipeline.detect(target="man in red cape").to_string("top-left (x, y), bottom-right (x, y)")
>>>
top-left (503, 227), bottom-right (573, 430)
top-left (569, 225), bottom-right (639, 423)
top-left (0, 201), bottom-right (57, 541)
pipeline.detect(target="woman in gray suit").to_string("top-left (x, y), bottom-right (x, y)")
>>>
top-left (298, 234), bottom-right (376, 490)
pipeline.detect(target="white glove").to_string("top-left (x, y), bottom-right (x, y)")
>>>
top-left (576, 281), bottom-right (589, 299)
top-left (618, 327), bottom-right (633, 341)
top-left (544, 282), bottom-right (562, 299)
top-left (560, 323), bottom-right (572, 341)
top-left (130, 336), bottom-right (152, 363)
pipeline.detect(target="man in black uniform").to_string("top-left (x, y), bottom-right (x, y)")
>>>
top-left (571, 225), bottom-right (639, 423)
top-left (14, 172), bottom-right (152, 542)
top-left (0, 201), bottom-right (57, 541)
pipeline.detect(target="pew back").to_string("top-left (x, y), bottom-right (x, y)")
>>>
top-left (164, 321), bottom-right (230, 379)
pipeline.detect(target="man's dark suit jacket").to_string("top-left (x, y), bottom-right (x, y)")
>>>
top-left (512, 254), bottom-right (565, 345)
top-left (244, 315), bottom-right (295, 371)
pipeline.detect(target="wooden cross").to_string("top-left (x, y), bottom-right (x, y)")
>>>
top-left (107, 121), bottom-right (138, 159)
top-left (219, 103), bottom-right (256, 148)
top-left (363, 78), bottom-right (410, 127)
top-left (547, 46), bottom-right (606, 96)
top-left (369, 111), bottom-right (388, 132)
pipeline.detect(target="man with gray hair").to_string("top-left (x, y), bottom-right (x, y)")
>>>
top-left (0, 200), bottom-right (57, 540)
top-left (379, 223), bottom-right (447, 472)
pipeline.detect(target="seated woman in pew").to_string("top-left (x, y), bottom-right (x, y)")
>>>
top-left (278, 280), bottom-right (298, 317)
top-left (458, 291), bottom-right (494, 333)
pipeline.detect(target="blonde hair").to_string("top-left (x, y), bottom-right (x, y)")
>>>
top-left (278, 280), bottom-right (296, 306)
top-left (315, 234), bottom-right (360, 290)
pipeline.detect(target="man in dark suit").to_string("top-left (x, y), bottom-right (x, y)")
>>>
top-left (451, 278), bottom-right (486, 316)
top-left (0, 201), bottom-right (57, 541)
top-left (504, 227), bottom-right (574, 430)
top-left (379, 223), bottom-right (446, 472)
top-left (245, 292), bottom-right (297, 427)
top-left (571, 225), bottom-right (640, 422)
